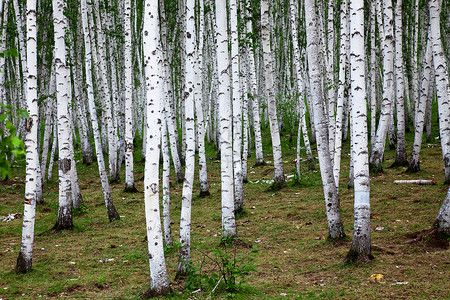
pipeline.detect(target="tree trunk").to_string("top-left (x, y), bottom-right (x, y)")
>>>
top-left (53, 0), bottom-right (73, 230)
top-left (81, 0), bottom-right (120, 222)
top-left (429, 0), bottom-right (450, 184)
top-left (177, 0), bottom-right (197, 276)
top-left (216, 0), bottom-right (237, 239)
top-left (369, 0), bottom-right (395, 173)
top-left (261, 0), bottom-right (285, 186)
top-left (16, 0), bottom-right (38, 273)
top-left (304, 0), bottom-right (345, 240)
top-left (346, 0), bottom-right (372, 263)
top-left (123, 0), bottom-right (137, 193)
top-left (142, 0), bottom-right (170, 295)
top-left (392, 0), bottom-right (408, 167)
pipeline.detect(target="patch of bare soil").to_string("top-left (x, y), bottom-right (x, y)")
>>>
top-left (402, 228), bottom-right (449, 250)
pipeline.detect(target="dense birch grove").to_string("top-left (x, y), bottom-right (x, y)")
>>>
top-left (0, 0), bottom-right (449, 294)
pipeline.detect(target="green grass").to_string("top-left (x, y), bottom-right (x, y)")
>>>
top-left (0, 122), bottom-right (449, 299)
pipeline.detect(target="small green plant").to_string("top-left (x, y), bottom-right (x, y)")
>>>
top-left (0, 103), bottom-right (28, 180)
top-left (185, 238), bottom-right (258, 296)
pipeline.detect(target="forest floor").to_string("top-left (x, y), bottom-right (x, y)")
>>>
top-left (0, 128), bottom-right (449, 299)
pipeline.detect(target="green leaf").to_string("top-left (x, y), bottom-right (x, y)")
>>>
top-left (10, 136), bottom-right (23, 147)
top-left (0, 113), bottom-right (7, 122)
top-left (17, 109), bottom-right (29, 119)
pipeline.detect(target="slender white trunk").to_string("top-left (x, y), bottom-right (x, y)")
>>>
top-left (216, 0), bottom-right (236, 238)
top-left (196, 0), bottom-right (209, 197)
top-left (230, 0), bottom-right (243, 211)
top-left (161, 119), bottom-right (172, 247)
top-left (142, 0), bottom-right (170, 294)
top-left (429, 0), bottom-right (450, 183)
top-left (407, 37), bottom-right (432, 173)
top-left (246, 1), bottom-right (263, 166)
top-left (261, 0), bottom-right (285, 186)
top-left (53, 0), bottom-right (73, 229)
top-left (16, 0), bottom-right (38, 273)
top-left (40, 67), bottom-right (55, 186)
top-left (124, 0), bottom-right (137, 192)
top-left (326, 0), bottom-right (335, 161)
top-left (81, 0), bottom-right (120, 222)
top-left (393, 0), bottom-right (407, 166)
top-left (369, 0), bottom-right (395, 172)
top-left (370, 0), bottom-right (377, 146)
top-left (48, 120), bottom-right (57, 181)
top-left (305, 0), bottom-right (345, 240)
top-left (177, 0), bottom-right (196, 275)
top-left (92, 1), bottom-right (118, 182)
top-left (435, 186), bottom-right (450, 235)
top-left (333, 0), bottom-right (349, 189)
top-left (346, 0), bottom-right (372, 263)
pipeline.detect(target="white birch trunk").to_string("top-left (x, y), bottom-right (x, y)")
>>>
top-left (435, 186), bottom-right (450, 235)
top-left (142, 0), bottom-right (170, 294)
top-left (370, 0), bottom-right (377, 146)
top-left (305, 0), bottom-right (345, 240)
top-left (16, 0), bottom-right (38, 273)
top-left (326, 0), bottom-right (335, 160)
top-left (161, 119), bottom-right (172, 247)
top-left (230, 0), bottom-right (243, 211)
top-left (333, 0), bottom-right (349, 189)
top-left (177, 0), bottom-right (196, 275)
top-left (346, 0), bottom-right (372, 263)
top-left (261, 0), bottom-right (285, 186)
top-left (393, 0), bottom-right (407, 166)
top-left (216, 0), bottom-right (236, 238)
top-left (48, 120), bottom-right (57, 181)
top-left (407, 37), bottom-right (432, 173)
top-left (81, 0), bottom-right (120, 222)
top-left (92, 1), bottom-right (118, 182)
top-left (195, 0), bottom-right (209, 197)
top-left (124, 0), bottom-right (137, 192)
top-left (369, 0), bottom-right (395, 172)
top-left (53, 0), bottom-right (73, 229)
top-left (246, 0), bottom-right (264, 166)
top-left (429, 0), bottom-right (450, 184)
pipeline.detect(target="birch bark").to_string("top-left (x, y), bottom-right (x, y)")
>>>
top-left (305, 0), bottom-right (345, 240)
top-left (216, 0), bottom-right (236, 238)
top-left (346, 0), bottom-right (372, 263)
top-left (53, 0), bottom-right (73, 230)
top-left (124, 0), bottom-right (137, 192)
top-left (407, 38), bottom-right (432, 173)
top-left (177, 0), bottom-right (196, 275)
top-left (142, 0), bottom-right (170, 294)
top-left (261, 0), bottom-right (285, 186)
top-left (16, 0), bottom-right (38, 273)
top-left (369, 0), bottom-right (395, 172)
top-left (81, 0), bottom-right (120, 222)
top-left (429, 0), bottom-right (450, 184)
top-left (392, 0), bottom-right (407, 167)
top-left (230, 0), bottom-right (243, 211)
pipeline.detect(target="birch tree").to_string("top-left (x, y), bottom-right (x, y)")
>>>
top-left (53, 0), bottom-right (73, 230)
top-left (429, 0), bottom-right (450, 184)
top-left (370, 0), bottom-right (395, 172)
top-left (124, 0), bottom-right (137, 193)
top-left (216, 0), bottom-right (236, 238)
top-left (142, 0), bottom-right (170, 294)
top-left (304, 0), bottom-right (345, 240)
top-left (177, 0), bottom-right (196, 276)
top-left (392, 0), bottom-right (407, 167)
top-left (16, 0), bottom-right (38, 273)
top-left (435, 186), bottom-right (450, 235)
top-left (81, 0), bottom-right (120, 222)
top-left (346, 0), bottom-right (372, 263)
top-left (261, 0), bottom-right (285, 186)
